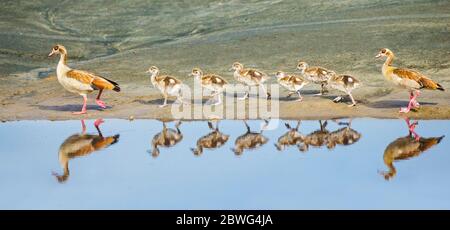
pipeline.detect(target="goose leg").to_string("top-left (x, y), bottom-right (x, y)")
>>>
top-left (177, 88), bottom-right (189, 105)
top-left (286, 91), bottom-right (296, 98)
top-left (411, 90), bottom-right (420, 108)
top-left (95, 89), bottom-right (107, 109)
top-left (296, 90), bottom-right (303, 102)
top-left (73, 94), bottom-right (88, 115)
top-left (405, 118), bottom-right (420, 140)
top-left (315, 83), bottom-right (328, 96)
top-left (94, 118), bottom-right (105, 137)
top-left (400, 90), bottom-right (419, 113)
top-left (238, 86), bottom-right (249, 100)
top-left (160, 93), bottom-right (168, 107)
top-left (347, 91), bottom-right (357, 107)
top-left (81, 119), bottom-right (87, 134)
top-left (213, 93), bottom-right (223, 106)
top-left (260, 84), bottom-right (271, 99)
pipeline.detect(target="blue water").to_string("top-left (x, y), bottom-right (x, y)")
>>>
top-left (0, 118), bottom-right (449, 209)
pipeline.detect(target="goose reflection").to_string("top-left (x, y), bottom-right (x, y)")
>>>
top-left (191, 121), bottom-right (229, 156)
top-left (149, 120), bottom-right (183, 158)
top-left (298, 120), bottom-right (330, 152)
top-left (379, 118), bottom-right (445, 180)
top-left (232, 120), bottom-right (269, 156)
top-left (275, 121), bottom-right (304, 151)
top-left (326, 119), bottom-right (361, 149)
top-left (53, 119), bottom-right (120, 183)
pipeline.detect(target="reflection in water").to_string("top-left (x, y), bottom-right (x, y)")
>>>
top-left (380, 118), bottom-right (445, 181)
top-left (275, 120), bottom-right (362, 152)
top-left (149, 121), bottom-right (183, 158)
top-left (326, 120), bottom-right (362, 149)
top-left (275, 121), bottom-right (303, 151)
top-left (2, 118), bottom-right (449, 208)
top-left (298, 120), bottom-right (331, 152)
top-left (52, 119), bottom-right (120, 183)
top-left (191, 121), bottom-right (229, 156)
top-left (231, 120), bottom-right (269, 156)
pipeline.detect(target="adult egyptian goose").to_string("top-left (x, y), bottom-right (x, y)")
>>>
top-left (146, 66), bottom-right (187, 107)
top-left (231, 120), bottom-right (269, 156)
top-left (149, 121), bottom-right (183, 158)
top-left (52, 119), bottom-right (120, 183)
top-left (190, 68), bottom-right (228, 105)
top-left (275, 71), bottom-right (309, 101)
top-left (190, 121), bottom-right (230, 156)
top-left (48, 45), bottom-right (120, 114)
top-left (297, 61), bottom-right (334, 95)
top-left (231, 62), bottom-right (271, 100)
top-left (327, 72), bottom-right (361, 106)
top-left (379, 118), bottom-right (444, 180)
top-left (275, 121), bottom-right (304, 151)
top-left (376, 48), bottom-right (445, 113)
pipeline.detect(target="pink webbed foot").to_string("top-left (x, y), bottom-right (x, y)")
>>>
top-left (96, 99), bottom-right (107, 109)
top-left (94, 118), bottom-right (104, 127)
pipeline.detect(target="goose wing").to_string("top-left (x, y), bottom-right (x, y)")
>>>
top-left (392, 68), bottom-right (440, 90)
top-left (67, 70), bottom-right (120, 91)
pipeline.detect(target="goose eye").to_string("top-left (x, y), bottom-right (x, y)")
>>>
top-left (381, 49), bottom-right (386, 53)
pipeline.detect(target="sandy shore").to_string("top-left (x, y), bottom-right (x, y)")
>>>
top-left (1, 71), bottom-right (449, 121)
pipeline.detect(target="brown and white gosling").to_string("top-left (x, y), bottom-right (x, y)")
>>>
top-left (231, 62), bottom-right (271, 100)
top-left (146, 66), bottom-right (187, 107)
top-left (48, 45), bottom-right (120, 114)
top-left (297, 61), bottom-right (334, 95)
top-left (149, 121), bottom-right (183, 158)
top-left (191, 121), bottom-right (230, 156)
top-left (275, 71), bottom-right (308, 101)
top-left (376, 48), bottom-right (444, 113)
top-left (190, 68), bottom-right (228, 106)
top-left (327, 72), bottom-right (361, 107)
top-left (231, 120), bottom-right (269, 156)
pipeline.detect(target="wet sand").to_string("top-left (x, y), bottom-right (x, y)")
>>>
top-left (0, 0), bottom-right (449, 120)
top-left (0, 72), bottom-right (449, 121)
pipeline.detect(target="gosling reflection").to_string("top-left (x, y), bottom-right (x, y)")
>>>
top-left (53, 119), bottom-right (120, 183)
top-left (298, 120), bottom-right (330, 152)
top-left (379, 118), bottom-right (445, 180)
top-left (275, 121), bottom-right (303, 151)
top-left (191, 121), bottom-right (229, 156)
top-left (150, 121), bottom-right (183, 158)
top-left (232, 120), bottom-right (269, 156)
top-left (326, 119), bottom-right (361, 149)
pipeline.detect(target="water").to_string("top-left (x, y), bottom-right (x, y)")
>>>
top-left (0, 118), bottom-right (449, 209)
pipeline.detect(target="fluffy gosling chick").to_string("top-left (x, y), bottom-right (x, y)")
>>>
top-left (231, 62), bottom-right (271, 100)
top-left (146, 66), bottom-right (186, 107)
top-left (276, 71), bottom-right (308, 101)
top-left (297, 61), bottom-right (334, 95)
top-left (327, 72), bottom-right (361, 107)
top-left (190, 68), bottom-right (228, 106)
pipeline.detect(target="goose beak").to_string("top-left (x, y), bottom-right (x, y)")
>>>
top-left (48, 50), bottom-right (56, 57)
top-left (375, 53), bottom-right (382, 58)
